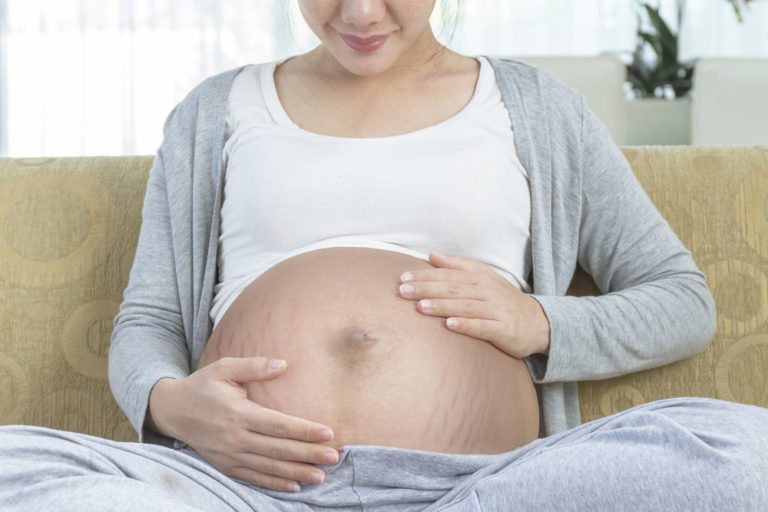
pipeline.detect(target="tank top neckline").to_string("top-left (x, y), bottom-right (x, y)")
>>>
top-left (259, 55), bottom-right (490, 142)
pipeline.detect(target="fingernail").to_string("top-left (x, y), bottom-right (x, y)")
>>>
top-left (419, 299), bottom-right (434, 312)
top-left (446, 318), bottom-right (459, 329)
top-left (287, 482), bottom-right (301, 492)
top-left (323, 450), bottom-right (340, 465)
top-left (309, 471), bottom-right (325, 484)
top-left (400, 271), bottom-right (414, 282)
top-left (318, 429), bottom-right (333, 441)
top-left (269, 359), bottom-right (285, 370)
top-left (400, 283), bottom-right (415, 295)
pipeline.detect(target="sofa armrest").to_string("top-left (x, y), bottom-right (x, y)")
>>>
top-left (577, 145), bottom-right (768, 422)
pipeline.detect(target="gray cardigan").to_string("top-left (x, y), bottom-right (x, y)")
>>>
top-left (109, 57), bottom-right (716, 445)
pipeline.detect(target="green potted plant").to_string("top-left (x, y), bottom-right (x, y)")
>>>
top-left (626, 0), bottom-right (758, 99)
top-left (626, 2), bottom-right (695, 100)
top-left (621, 0), bottom-right (760, 145)
top-left (623, 1), bottom-right (694, 145)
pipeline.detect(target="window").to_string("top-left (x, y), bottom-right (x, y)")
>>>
top-left (1, 0), bottom-right (765, 157)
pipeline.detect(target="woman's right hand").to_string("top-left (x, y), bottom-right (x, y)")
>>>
top-left (147, 357), bottom-right (340, 492)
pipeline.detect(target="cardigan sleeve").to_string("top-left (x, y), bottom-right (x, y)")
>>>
top-left (528, 97), bottom-right (716, 383)
top-left (108, 107), bottom-right (192, 444)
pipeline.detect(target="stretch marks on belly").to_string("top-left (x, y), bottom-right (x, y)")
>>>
top-left (201, 247), bottom-right (540, 454)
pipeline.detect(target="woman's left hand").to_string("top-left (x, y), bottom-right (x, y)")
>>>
top-left (398, 252), bottom-right (551, 359)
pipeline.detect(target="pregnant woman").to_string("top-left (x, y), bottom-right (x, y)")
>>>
top-left (1, 0), bottom-right (767, 510)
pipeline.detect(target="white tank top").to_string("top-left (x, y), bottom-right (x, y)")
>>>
top-left (210, 56), bottom-right (532, 327)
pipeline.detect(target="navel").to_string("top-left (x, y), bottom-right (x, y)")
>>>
top-left (333, 326), bottom-right (381, 372)
top-left (341, 326), bottom-right (377, 347)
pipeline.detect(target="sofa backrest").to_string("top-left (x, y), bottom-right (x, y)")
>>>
top-left (0, 156), bottom-right (152, 440)
top-left (0, 147), bottom-right (767, 440)
top-left (691, 58), bottom-right (768, 146)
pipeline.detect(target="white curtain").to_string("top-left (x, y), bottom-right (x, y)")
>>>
top-left (1, 0), bottom-right (766, 157)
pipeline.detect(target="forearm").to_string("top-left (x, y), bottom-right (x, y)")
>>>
top-left (530, 273), bottom-right (715, 383)
top-left (108, 331), bottom-right (189, 442)
top-left (108, 140), bottom-right (193, 441)
top-left (527, 96), bottom-right (715, 383)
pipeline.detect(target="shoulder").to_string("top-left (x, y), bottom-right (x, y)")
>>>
top-left (486, 56), bottom-right (585, 125)
top-left (161, 65), bottom-right (251, 137)
top-left (486, 57), bottom-right (584, 102)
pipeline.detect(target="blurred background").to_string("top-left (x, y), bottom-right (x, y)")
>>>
top-left (0, 0), bottom-right (766, 157)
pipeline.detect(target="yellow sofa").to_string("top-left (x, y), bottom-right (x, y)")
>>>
top-left (1, 146), bottom-right (767, 442)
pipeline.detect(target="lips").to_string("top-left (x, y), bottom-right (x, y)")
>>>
top-left (340, 33), bottom-right (389, 53)
top-left (343, 34), bottom-right (388, 45)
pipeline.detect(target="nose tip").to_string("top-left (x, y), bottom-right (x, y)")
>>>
top-left (340, 0), bottom-right (386, 26)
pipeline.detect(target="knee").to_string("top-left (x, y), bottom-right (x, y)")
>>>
top-left (641, 397), bottom-right (768, 444)
top-left (0, 425), bottom-right (105, 471)
top-left (719, 403), bottom-right (768, 498)
top-left (665, 399), bottom-right (768, 506)
top-left (0, 426), bottom-right (66, 478)
top-left (0, 424), bottom-right (66, 445)
top-left (0, 425), bottom-right (74, 457)
top-left (699, 444), bottom-right (768, 508)
top-left (0, 424), bottom-right (48, 450)
top-left (568, 398), bottom-right (768, 508)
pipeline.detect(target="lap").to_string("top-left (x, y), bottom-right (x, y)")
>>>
top-left (1, 397), bottom-right (766, 512)
top-left (433, 397), bottom-right (768, 511)
top-left (0, 425), bottom-right (291, 512)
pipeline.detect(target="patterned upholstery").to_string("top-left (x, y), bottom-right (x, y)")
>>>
top-left (0, 147), bottom-right (766, 441)
top-left (577, 146), bottom-right (768, 421)
top-left (0, 156), bottom-right (152, 441)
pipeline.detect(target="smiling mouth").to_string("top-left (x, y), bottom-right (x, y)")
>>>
top-left (340, 33), bottom-right (390, 53)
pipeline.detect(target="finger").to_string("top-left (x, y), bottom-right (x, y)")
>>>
top-left (247, 434), bottom-right (341, 466)
top-left (228, 466), bottom-right (302, 493)
top-left (213, 357), bottom-right (288, 383)
top-left (417, 298), bottom-right (496, 321)
top-left (235, 453), bottom-right (328, 486)
top-left (399, 280), bottom-right (487, 301)
top-left (247, 407), bottom-right (335, 444)
top-left (445, 316), bottom-right (505, 343)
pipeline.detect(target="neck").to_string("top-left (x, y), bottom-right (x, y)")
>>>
top-left (306, 30), bottom-right (452, 93)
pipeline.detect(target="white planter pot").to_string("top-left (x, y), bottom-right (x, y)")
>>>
top-left (626, 97), bottom-right (692, 146)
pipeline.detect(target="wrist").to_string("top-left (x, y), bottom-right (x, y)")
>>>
top-left (146, 377), bottom-right (180, 437)
top-left (529, 296), bottom-right (551, 356)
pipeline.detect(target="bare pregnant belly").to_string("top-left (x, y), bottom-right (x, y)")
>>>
top-left (199, 248), bottom-right (539, 454)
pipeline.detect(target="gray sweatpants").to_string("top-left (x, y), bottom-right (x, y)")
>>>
top-left (1, 397), bottom-right (767, 511)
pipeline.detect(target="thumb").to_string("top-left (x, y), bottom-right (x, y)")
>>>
top-left (214, 357), bottom-right (287, 384)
